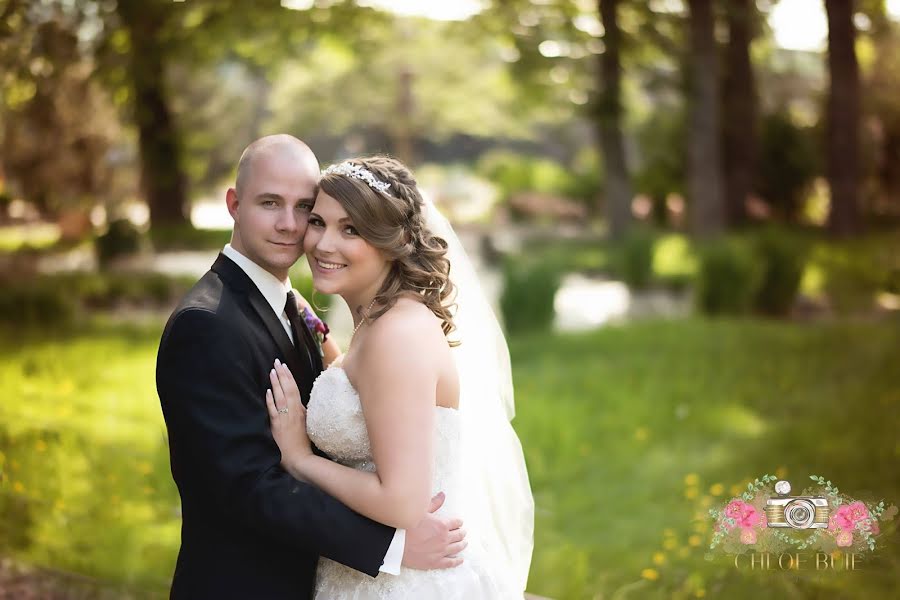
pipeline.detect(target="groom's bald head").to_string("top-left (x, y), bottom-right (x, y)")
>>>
top-left (235, 134), bottom-right (319, 199)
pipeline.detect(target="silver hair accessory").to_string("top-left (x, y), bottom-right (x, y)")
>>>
top-left (322, 162), bottom-right (392, 194)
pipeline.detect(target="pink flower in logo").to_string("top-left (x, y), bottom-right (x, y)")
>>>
top-left (740, 528), bottom-right (757, 545)
top-left (725, 500), bottom-right (745, 520)
top-left (724, 500), bottom-right (761, 529)
top-left (847, 501), bottom-right (870, 524)
top-left (832, 505), bottom-right (855, 531)
top-left (836, 530), bottom-right (853, 547)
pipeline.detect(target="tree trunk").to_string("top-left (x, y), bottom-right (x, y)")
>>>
top-left (116, 1), bottom-right (189, 228)
top-left (721, 0), bottom-right (757, 227)
top-left (687, 0), bottom-right (725, 237)
top-left (824, 0), bottom-right (861, 236)
top-left (881, 129), bottom-right (900, 215)
top-left (392, 65), bottom-right (416, 166)
top-left (596, 0), bottom-right (633, 240)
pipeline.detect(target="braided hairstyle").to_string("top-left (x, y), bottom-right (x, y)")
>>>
top-left (317, 155), bottom-right (458, 345)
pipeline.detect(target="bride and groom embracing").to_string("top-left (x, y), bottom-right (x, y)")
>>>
top-left (156, 135), bottom-right (534, 599)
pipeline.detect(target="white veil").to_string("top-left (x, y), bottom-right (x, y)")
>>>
top-left (423, 199), bottom-right (534, 594)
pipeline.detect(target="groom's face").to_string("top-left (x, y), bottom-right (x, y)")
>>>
top-left (227, 150), bottom-right (318, 280)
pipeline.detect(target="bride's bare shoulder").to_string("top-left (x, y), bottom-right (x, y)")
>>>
top-left (365, 298), bottom-right (444, 351)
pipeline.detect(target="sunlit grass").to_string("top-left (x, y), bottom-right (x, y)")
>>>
top-left (512, 318), bottom-right (900, 599)
top-left (1, 316), bottom-right (898, 598)
top-left (0, 318), bottom-right (176, 593)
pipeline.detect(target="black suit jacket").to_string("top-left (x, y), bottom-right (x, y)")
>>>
top-left (156, 253), bottom-right (394, 599)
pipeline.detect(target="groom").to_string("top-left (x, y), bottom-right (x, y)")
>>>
top-left (156, 135), bottom-right (465, 599)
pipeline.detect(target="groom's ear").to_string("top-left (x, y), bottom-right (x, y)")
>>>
top-left (226, 188), bottom-right (240, 221)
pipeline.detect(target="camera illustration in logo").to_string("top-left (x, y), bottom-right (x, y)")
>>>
top-left (766, 480), bottom-right (830, 529)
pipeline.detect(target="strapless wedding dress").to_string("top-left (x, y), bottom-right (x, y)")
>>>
top-left (306, 367), bottom-right (519, 599)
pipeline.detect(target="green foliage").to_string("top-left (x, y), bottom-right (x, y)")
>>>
top-left (695, 237), bottom-right (761, 315)
top-left (149, 224), bottom-right (232, 251)
top-left (810, 233), bottom-right (900, 313)
top-left (652, 233), bottom-right (699, 290)
top-left (608, 226), bottom-right (656, 290)
top-left (633, 107), bottom-right (687, 203)
top-left (475, 150), bottom-right (600, 208)
top-left (499, 258), bottom-right (561, 334)
top-left (476, 151), bottom-right (568, 201)
top-left (0, 280), bottom-right (78, 328)
top-left (752, 227), bottom-right (809, 316)
top-left (0, 272), bottom-right (196, 327)
top-left (756, 112), bottom-right (820, 221)
top-left (95, 219), bottom-right (143, 267)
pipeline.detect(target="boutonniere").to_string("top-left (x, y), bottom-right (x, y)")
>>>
top-left (300, 306), bottom-right (330, 356)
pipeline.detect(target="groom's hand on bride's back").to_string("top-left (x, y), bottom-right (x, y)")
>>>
top-left (401, 491), bottom-right (467, 570)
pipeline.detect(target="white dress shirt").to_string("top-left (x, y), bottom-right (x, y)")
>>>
top-left (221, 244), bottom-right (406, 574)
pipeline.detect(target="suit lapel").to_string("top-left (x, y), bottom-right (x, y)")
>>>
top-left (212, 253), bottom-right (316, 403)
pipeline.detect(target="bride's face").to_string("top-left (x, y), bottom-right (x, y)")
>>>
top-left (304, 191), bottom-right (390, 301)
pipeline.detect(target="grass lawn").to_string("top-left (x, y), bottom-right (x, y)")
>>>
top-left (1, 316), bottom-right (898, 599)
top-left (513, 318), bottom-right (900, 599)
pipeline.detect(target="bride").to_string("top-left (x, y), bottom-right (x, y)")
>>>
top-left (265, 156), bottom-right (533, 599)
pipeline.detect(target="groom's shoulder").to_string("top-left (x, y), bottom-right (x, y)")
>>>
top-left (175, 269), bottom-right (227, 313)
top-left (163, 270), bottom-right (235, 335)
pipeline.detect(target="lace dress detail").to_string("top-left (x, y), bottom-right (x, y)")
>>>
top-left (305, 368), bottom-right (518, 599)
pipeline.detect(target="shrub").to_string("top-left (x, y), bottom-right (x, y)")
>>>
top-left (695, 238), bottom-right (761, 315)
top-left (476, 150), bottom-right (598, 209)
top-left (499, 258), bottom-right (561, 334)
top-left (150, 224), bottom-right (232, 251)
top-left (815, 244), bottom-right (886, 314)
top-left (752, 228), bottom-right (809, 316)
top-left (609, 227), bottom-right (656, 290)
top-left (0, 279), bottom-right (78, 327)
top-left (0, 272), bottom-right (197, 325)
top-left (95, 219), bottom-right (143, 267)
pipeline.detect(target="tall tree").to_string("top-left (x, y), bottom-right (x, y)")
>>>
top-left (687, 0), bottom-right (725, 236)
top-left (823, 0), bottom-right (862, 236)
top-left (596, 0), bottom-right (633, 239)
top-left (115, 0), bottom-right (188, 228)
top-left (721, 0), bottom-right (757, 226)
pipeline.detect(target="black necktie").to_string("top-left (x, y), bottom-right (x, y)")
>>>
top-left (285, 291), bottom-right (315, 372)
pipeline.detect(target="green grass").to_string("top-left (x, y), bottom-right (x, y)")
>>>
top-left (0, 318), bottom-right (177, 595)
top-left (512, 318), bottom-right (900, 599)
top-left (1, 317), bottom-right (898, 598)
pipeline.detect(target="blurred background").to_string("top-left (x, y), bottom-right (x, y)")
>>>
top-left (0, 0), bottom-right (898, 598)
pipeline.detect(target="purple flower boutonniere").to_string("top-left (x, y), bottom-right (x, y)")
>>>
top-left (300, 306), bottom-right (330, 357)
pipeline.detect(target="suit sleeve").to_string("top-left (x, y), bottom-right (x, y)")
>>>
top-left (156, 307), bottom-right (394, 576)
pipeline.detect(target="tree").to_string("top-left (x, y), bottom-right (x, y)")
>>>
top-left (114, 0), bottom-right (188, 228)
top-left (686, 0), bottom-right (725, 236)
top-left (596, 0), bottom-right (633, 239)
top-left (0, 2), bottom-right (120, 229)
top-left (823, 0), bottom-right (862, 236)
top-left (721, 0), bottom-right (758, 227)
